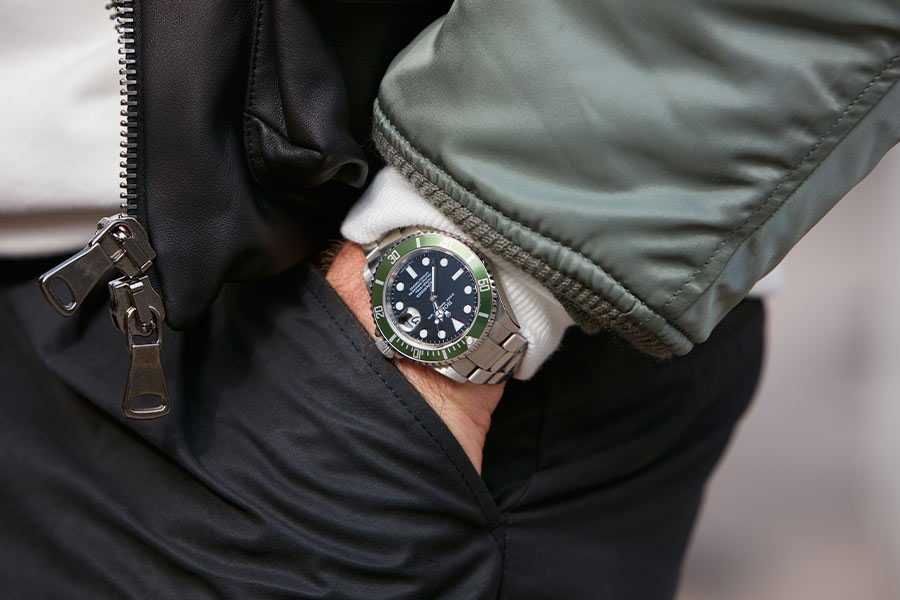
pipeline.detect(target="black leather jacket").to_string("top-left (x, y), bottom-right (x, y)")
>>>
top-left (137, 0), bottom-right (451, 329)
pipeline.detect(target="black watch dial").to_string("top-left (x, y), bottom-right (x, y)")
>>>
top-left (387, 248), bottom-right (480, 347)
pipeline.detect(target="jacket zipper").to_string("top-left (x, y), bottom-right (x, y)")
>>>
top-left (38, 0), bottom-right (170, 419)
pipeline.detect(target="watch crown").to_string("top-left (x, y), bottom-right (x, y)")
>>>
top-left (375, 337), bottom-right (396, 359)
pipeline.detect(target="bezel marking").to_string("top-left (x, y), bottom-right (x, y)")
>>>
top-left (371, 232), bottom-right (495, 365)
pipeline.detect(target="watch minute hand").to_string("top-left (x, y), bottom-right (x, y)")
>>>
top-left (431, 265), bottom-right (443, 319)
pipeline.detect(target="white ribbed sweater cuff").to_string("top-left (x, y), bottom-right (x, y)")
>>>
top-left (340, 167), bottom-right (574, 380)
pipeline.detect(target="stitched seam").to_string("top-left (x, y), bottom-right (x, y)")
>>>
top-left (659, 50), bottom-right (900, 314)
top-left (247, 0), bottom-right (264, 113)
top-left (497, 520), bottom-right (511, 600)
top-left (308, 284), bottom-right (496, 530)
top-left (244, 0), bottom-right (266, 171)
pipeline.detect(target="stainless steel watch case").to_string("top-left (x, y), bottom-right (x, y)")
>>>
top-left (363, 226), bottom-right (527, 384)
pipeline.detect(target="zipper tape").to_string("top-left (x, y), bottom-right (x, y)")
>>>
top-left (116, 0), bottom-right (139, 215)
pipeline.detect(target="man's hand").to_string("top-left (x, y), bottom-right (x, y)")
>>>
top-left (325, 241), bottom-right (503, 474)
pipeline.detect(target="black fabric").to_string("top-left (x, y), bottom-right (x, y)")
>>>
top-left (0, 263), bottom-right (763, 599)
top-left (486, 299), bottom-right (765, 599)
top-left (139, 0), bottom-right (452, 330)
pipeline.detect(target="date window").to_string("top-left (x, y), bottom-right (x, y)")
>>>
top-left (397, 307), bottom-right (421, 333)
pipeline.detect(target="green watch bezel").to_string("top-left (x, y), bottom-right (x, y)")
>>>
top-left (370, 232), bottom-right (495, 365)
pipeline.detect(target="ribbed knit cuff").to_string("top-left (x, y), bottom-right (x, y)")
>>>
top-left (341, 167), bottom-right (574, 380)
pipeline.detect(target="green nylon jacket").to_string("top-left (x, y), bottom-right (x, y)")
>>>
top-left (372, 0), bottom-right (900, 356)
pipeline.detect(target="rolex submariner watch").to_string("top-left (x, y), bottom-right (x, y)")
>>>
top-left (362, 226), bottom-right (527, 384)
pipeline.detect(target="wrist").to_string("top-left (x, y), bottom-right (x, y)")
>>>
top-left (340, 167), bottom-right (574, 379)
top-left (325, 241), bottom-right (501, 473)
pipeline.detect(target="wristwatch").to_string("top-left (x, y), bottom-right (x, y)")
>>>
top-left (362, 226), bottom-right (527, 384)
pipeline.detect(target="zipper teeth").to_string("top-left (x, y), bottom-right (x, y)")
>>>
top-left (116, 0), bottom-right (138, 216)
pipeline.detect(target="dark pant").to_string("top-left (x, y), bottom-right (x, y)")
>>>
top-left (0, 260), bottom-right (763, 599)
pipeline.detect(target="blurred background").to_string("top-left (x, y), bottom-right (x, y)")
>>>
top-left (678, 146), bottom-right (900, 600)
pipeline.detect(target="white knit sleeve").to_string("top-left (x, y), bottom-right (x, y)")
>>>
top-left (341, 167), bottom-right (574, 380)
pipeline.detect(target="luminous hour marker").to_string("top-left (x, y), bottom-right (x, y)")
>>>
top-left (419, 329), bottom-right (428, 338)
top-left (438, 330), bottom-right (447, 340)
top-left (440, 258), bottom-right (449, 267)
top-left (405, 266), bottom-right (418, 279)
top-left (396, 282), bottom-right (404, 291)
top-left (463, 305), bottom-right (472, 314)
top-left (451, 318), bottom-right (465, 332)
top-left (422, 257), bottom-right (431, 266)
top-left (464, 285), bottom-right (472, 295)
top-left (451, 268), bottom-right (464, 281)
top-left (395, 302), bottom-right (404, 310)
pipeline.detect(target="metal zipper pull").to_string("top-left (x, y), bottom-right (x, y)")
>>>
top-left (109, 276), bottom-right (170, 419)
top-left (38, 214), bottom-right (155, 315)
top-left (33, 1), bottom-right (169, 419)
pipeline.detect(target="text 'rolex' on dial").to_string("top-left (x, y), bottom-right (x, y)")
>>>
top-left (362, 226), bottom-right (528, 384)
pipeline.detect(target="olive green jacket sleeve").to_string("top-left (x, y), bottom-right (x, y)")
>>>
top-left (373, 0), bottom-right (900, 356)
